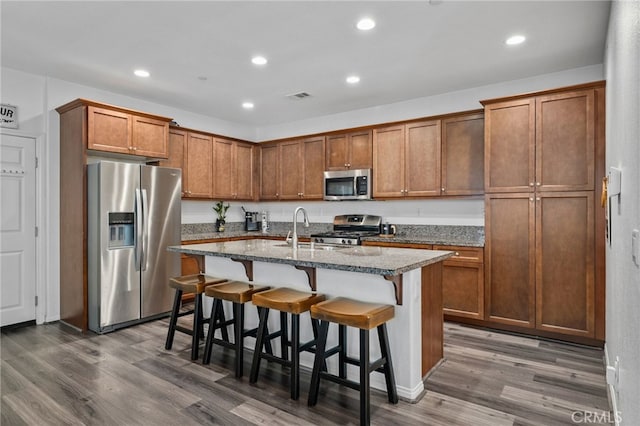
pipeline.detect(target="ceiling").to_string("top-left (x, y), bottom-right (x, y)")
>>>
top-left (1, 1), bottom-right (611, 127)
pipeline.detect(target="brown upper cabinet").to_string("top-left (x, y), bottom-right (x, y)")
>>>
top-left (213, 137), bottom-right (256, 200)
top-left (260, 143), bottom-right (280, 200)
top-left (482, 82), bottom-right (605, 344)
top-left (373, 120), bottom-right (441, 198)
top-left (184, 131), bottom-right (214, 199)
top-left (484, 89), bottom-right (595, 193)
top-left (159, 128), bottom-right (187, 195)
top-left (162, 128), bottom-right (256, 201)
top-left (325, 130), bottom-right (372, 171)
top-left (161, 128), bottom-right (215, 199)
top-left (261, 136), bottom-right (325, 201)
top-left (441, 112), bottom-right (485, 195)
top-left (86, 104), bottom-right (169, 158)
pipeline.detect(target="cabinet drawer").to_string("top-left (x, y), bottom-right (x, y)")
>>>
top-left (433, 245), bottom-right (483, 263)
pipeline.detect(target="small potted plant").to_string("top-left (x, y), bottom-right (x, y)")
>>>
top-left (213, 201), bottom-right (230, 232)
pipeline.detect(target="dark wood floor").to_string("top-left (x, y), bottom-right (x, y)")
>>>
top-left (1, 316), bottom-right (611, 425)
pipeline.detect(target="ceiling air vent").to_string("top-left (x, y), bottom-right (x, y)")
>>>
top-left (286, 92), bottom-right (311, 100)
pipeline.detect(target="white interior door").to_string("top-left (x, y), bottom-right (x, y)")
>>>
top-left (0, 133), bottom-right (37, 326)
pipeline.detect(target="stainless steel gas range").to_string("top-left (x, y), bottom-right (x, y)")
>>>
top-left (311, 214), bottom-right (382, 245)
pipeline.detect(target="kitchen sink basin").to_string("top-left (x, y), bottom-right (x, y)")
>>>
top-left (274, 243), bottom-right (346, 251)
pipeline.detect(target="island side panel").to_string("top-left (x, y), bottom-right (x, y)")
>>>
top-left (422, 262), bottom-right (444, 376)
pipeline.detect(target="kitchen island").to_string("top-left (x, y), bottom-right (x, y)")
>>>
top-left (168, 239), bottom-right (453, 401)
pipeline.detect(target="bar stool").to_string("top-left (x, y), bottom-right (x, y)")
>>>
top-left (165, 274), bottom-right (228, 360)
top-left (307, 297), bottom-right (398, 425)
top-left (202, 281), bottom-right (271, 377)
top-left (249, 287), bottom-right (326, 400)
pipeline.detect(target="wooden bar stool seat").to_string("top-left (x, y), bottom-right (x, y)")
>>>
top-left (250, 287), bottom-right (326, 400)
top-left (202, 281), bottom-right (271, 377)
top-left (308, 297), bottom-right (398, 426)
top-left (164, 274), bottom-right (228, 361)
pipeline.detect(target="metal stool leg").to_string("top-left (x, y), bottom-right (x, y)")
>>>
top-left (339, 324), bottom-right (347, 379)
top-left (377, 323), bottom-right (398, 403)
top-left (165, 289), bottom-right (183, 350)
top-left (359, 329), bottom-right (370, 426)
top-left (234, 302), bottom-right (245, 377)
top-left (191, 294), bottom-right (203, 360)
top-left (280, 311), bottom-right (288, 361)
top-left (250, 307), bottom-right (270, 383)
top-left (202, 298), bottom-right (222, 365)
top-left (308, 320), bottom-right (329, 407)
top-left (291, 313), bottom-right (300, 400)
top-left (311, 318), bottom-right (328, 372)
top-left (216, 301), bottom-right (229, 342)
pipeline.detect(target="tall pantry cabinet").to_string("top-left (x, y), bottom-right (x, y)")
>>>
top-left (482, 82), bottom-right (605, 343)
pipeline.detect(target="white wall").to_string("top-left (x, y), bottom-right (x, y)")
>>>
top-left (257, 64), bottom-right (604, 141)
top-left (182, 198), bottom-right (484, 226)
top-left (604, 1), bottom-right (640, 425)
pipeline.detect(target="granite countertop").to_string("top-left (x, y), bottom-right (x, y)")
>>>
top-left (181, 223), bottom-right (484, 247)
top-left (168, 239), bottom-right (454, 276)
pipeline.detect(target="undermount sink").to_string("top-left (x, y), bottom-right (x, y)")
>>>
top-left (274, 242), bottom-right (345, 251)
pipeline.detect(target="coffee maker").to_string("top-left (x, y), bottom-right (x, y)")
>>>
top-left (244, 211), bottom-right (261, 231)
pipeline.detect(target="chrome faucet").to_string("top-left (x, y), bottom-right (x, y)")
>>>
top-left (292, 206), bottom-right (309, 249)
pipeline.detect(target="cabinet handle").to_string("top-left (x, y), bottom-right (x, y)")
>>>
top-left (530, 182), bottom-right (534, 187)
top-left (347, 163), bottom-right (351, 168)
top-left (536, 182), bottom-right (541, 186)
top-left (455, 252), bottom-right (460, 256)
top-left (529, 197), bottom-right (534, 201)
top-left (536, 197), bottom-right (541, 201)
top-left (442, 187), bottom-right (445, 192)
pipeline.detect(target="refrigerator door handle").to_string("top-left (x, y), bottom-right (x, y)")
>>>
top-left (135, 188), bottom-right (143, 271)
top-left (141, 188), bottom-right (149, 271)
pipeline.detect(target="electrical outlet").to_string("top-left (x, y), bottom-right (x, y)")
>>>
top-left (606, 356), bottom-right (620, 388)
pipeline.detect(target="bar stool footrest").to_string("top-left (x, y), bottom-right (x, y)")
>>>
top-left (175, 325), bottom-right (196, 336)
top-left (318, 371), bottom-right (361, 392)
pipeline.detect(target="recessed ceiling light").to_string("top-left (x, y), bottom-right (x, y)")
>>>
top-left (346, 75), bottom-right (360, 84)
top-left (251, 56), bottom-right (268, 65)
top-left (356, 18), bottom-right (375, 31)
top-left (505, 35), bottom-right (526, 46)
top-left (242, 102), bottom-right (254, 109)
top-left (134, 69), bottom-right (150, 77)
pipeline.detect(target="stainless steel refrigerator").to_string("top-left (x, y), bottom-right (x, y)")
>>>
top-left (87, 161), bottom-right (181, 333)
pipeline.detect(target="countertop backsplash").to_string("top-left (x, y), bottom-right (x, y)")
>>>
top-left (181, 222), bottom-right (484, 247)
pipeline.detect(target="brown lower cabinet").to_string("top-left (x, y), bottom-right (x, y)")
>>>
top-left (365, 236), bottom-right (602, 346)
top-left (434, 246), bottom-right (484, 320)
top-left (484, 191), bottom-right (600, 344)
top-left (364, 241), bottom-right (484, 322)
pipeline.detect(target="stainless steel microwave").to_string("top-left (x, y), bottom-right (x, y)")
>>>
top-left (323, 169), bottom-right (372, 201)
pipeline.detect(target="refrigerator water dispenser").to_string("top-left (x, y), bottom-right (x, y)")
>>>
top-left (108, 212), bottom-right (134, 248)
